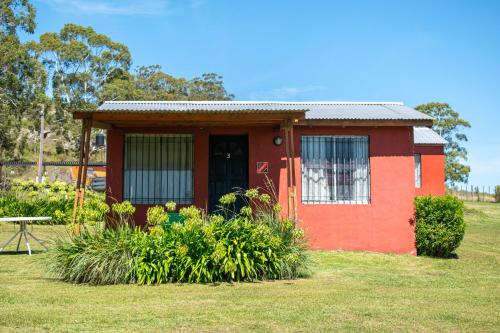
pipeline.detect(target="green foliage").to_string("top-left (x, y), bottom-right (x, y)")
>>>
top-left (415, 195), bottom-right (465, 257)
top-left (98, 65), bottom-right (233, 103)
top-left (415, 102), bottom-right (471, 184)
top-left (26, 23), bottom-right (132, 153)
top-left (0, 179), bottom-right (107, 224)
top-left (219, 192), bottom-right (237, 205)
top-left (495, 186), bottom-right (500, 203)
top-left (0, 0), bottom-right (36, 35)
top-left (48, 189), bottom-right (309, 285)
top-left (146, 205), bottom-right (168, 227)
top-left (47, 226), bottom-right (136, 284)
top-left (165, 201), bottom-right (176, 212)
top-left (0, 0), bottom-right (47, 160)
top-left (111, 201), bottom-right (135, 226)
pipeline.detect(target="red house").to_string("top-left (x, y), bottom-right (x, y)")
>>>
top-left (73, 101), bottom-right (446, 254)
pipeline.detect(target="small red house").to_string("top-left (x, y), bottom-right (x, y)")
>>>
top-left (73, 101), bottom-right (446, 254)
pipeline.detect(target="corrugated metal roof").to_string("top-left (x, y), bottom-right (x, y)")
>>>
top-left (94, 101), bottom-right (432, 121)
top-left (97, 101), bottom-right (308, 113)
top-left (304, 103), bottom-right (432, 120)
top-left (414, 127), bottom-right (447, 145)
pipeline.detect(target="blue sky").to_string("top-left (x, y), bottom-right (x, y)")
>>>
top-left (32, 0), bottom-right (500, 185)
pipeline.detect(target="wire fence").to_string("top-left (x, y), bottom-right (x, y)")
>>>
top-left (447, 185), bottom-right (499, 203)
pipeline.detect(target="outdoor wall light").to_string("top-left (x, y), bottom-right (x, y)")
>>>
top-left (273, 136), bottom-right (283, 146)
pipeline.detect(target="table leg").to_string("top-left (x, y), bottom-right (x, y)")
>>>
top-left (23, 232), bottom-right (31, 256)
top-left (27, 231), bottom-right (49, 251)
top-left (16, 232), bottom-right (23, 251)
top-left (0, 231), bottom-right (21, 252)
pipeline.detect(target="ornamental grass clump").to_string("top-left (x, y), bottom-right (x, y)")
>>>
top-left (48, 226), bottom-right (136, 284)
top-left (47, 185), bottom-right (309, 285)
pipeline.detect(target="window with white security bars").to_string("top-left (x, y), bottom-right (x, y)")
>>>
top-left (124, 134), bottom-right (193, 204)
top-left (301, 136), bottom-right (370, 204)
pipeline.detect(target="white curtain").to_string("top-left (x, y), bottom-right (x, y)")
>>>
top-left (124, 134), bottom-right (193, 204)
top-left (414, 154), bottom-right (421, 188)
top-left (301, 136), bottom-right (370, 204)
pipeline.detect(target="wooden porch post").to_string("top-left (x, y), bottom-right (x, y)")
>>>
top-left (283, 118), bottom-right (298, 222)
top-left (283, 120), bottom-right (292, 219)
top-left (289, 119), bottom-right (298, 223)
top-left (71, 118), bottom-right (92, 234)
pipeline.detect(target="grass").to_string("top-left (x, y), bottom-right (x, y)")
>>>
top-left (0, 202), bottom-right (499, 332)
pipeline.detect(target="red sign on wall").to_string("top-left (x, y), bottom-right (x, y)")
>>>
top-left (257, 162), bottom-right (269, 174)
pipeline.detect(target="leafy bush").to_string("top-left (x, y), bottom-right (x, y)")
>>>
top-left (415, 195), bottom-right (465, 257)
top-left (495, 185), bottom-right (500, 203)
top-left (111, 201), bottom-right (135, 226)
top-left (47, 187), bottom-right (309, 285)
top-left (0, 179), bottom-right (108, 225)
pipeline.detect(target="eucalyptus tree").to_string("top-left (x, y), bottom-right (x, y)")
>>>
top-left (0, 0), bottom-right (47, 159)
top-left (29, 24), bottom-right (131, 151)
top-left (415, 102), bottom-right (471, 185)
top-left (99, 65), bottom-right (233, 102)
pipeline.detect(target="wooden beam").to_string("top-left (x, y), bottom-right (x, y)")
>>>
top-left (73, 111), bottom-right (306, 123)
top-left (92, 120), bottom-right (113, 130)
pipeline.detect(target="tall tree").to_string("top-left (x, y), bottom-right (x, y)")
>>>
top-left (99, 65), bottom-right (233, 102)
top-left (29, 23), bottom-right (131, 153)
top-left (415, 102), bottom-right (471, 184)
top-left (0, 0), bottom-right (46, 160)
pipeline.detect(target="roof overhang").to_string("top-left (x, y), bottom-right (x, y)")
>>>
top-left (72, 110), bottom-right (306, 129)
top-left (72, 101), bottom-right (434, 129)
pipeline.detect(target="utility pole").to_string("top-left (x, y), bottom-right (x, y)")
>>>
top-left (37, 105), bottom-right (45, 183)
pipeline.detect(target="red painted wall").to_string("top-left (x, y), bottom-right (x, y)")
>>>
top-left (290, 126), bottom-right (416, 254)
top-left (414, 145), bottom-right (445, 196)
top-left (106, 125), bottom-right (417, 254)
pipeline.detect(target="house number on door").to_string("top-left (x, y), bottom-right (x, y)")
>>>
top-left (226, 153), bottom-right (231, 159)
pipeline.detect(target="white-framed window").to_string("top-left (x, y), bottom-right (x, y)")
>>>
top-left (124, 134), bottom-right (193, 204)
top-left (414, 154), bottom-right (422, 188)
top-left (301, 136), bottom-right (370, 204)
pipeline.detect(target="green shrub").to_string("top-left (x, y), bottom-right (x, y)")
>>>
top-left (0, 179), bottom-right (108, 225)
top-left (47, 188), bottom-right (309, 285)
top-left (415, 195), bottom-right (465, 257)
top-left (495, 185), bottom-right (500, 203)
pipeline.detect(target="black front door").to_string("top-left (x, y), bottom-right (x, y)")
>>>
top-left (208, 135), bottom-right (248, 212)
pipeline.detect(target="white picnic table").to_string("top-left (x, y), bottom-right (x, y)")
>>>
top-left (0, 217), bottom-right (51, 255)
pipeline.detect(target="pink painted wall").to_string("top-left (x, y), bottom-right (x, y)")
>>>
top-left (106, 125), bottom-right (417, 254)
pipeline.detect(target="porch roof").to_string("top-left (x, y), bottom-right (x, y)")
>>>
top-left (414, 127), bottom-right (447, 145)
top-left (73, 101), bottom-right (433, 128)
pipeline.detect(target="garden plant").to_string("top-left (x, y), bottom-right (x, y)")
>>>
top-left (0, 179), bottom-right (108, 225)
top-left (47, 186), bottom-right (309, 285)
top-left (414, 195), bottom-right (465, 257)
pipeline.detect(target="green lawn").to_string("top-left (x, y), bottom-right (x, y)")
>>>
top-left (0, 202), bottom-right (499, 332)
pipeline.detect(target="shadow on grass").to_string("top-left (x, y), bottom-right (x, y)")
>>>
top-left (0, 250), bottom-right (46, 255)
top-left (418, 252), bottom-right (459, 260)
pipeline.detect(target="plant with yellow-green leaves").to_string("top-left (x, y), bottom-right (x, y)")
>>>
top-left (48, 184), bottom-right (308, 285)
